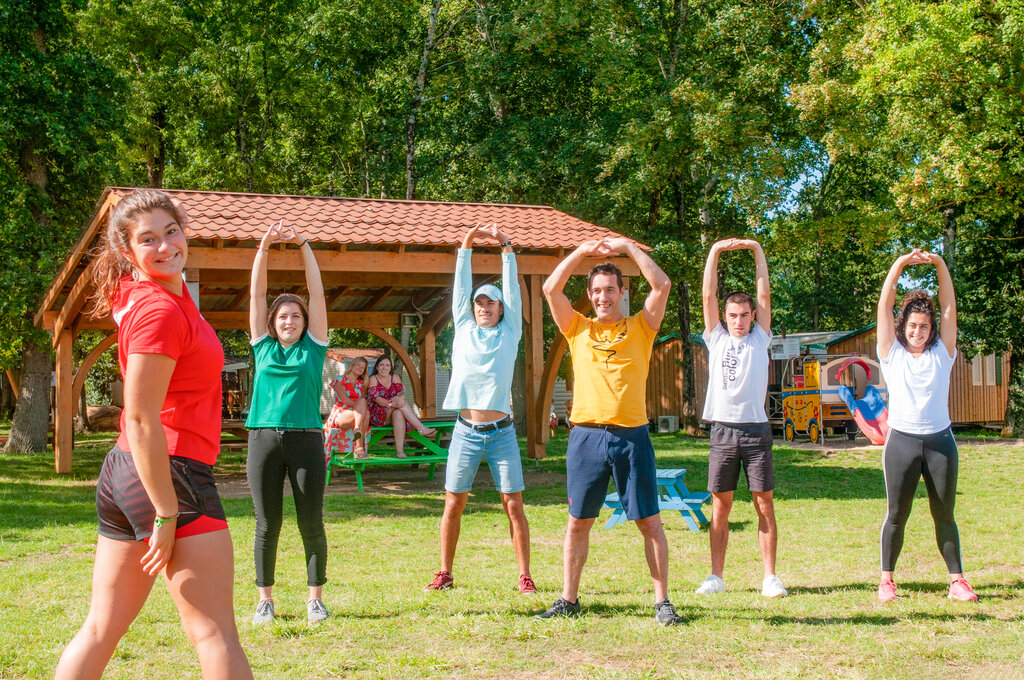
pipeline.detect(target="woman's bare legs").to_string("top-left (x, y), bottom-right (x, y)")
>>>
top-left (164, 530), bottom-right (253, 680)
top-left (55, 537), bottom-right (157, 680)
top-left (391, 410), bottom-right (407, 457)
top-left (394, 402), bottom-right (436, 438)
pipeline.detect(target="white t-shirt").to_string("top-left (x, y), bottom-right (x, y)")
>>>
top-left (702, 324), bottom-right (772, 423)
top-left (878, 340), bottom-right (955, 434)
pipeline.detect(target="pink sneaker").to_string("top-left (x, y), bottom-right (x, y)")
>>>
top-left (518, 574), bottom-right (537, 594)
top-left (948, 578), bottom-right (978, 602)
top-left (426, 570), bottom-right (454, 591)
top-left (877, 579), bottom-right (897, 603)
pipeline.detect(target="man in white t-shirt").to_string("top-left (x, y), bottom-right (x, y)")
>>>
top-left (696, 238), bottom-right (787, 598)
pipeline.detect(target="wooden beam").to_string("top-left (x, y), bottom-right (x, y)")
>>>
top-left (194, 269), bottom-right (454, 288)
top-left (363, 328), bottom-right (423, 408)
top-left (418, 327), bottom-right (437, 418)
top-left (363, 287), bottom-right (394, 311)
top-left (324, 285), bottom-right (349, 310)
top-left (523, 275), bottom-right (546, 459)
top-left (5, 369), bottom-right (19, 397)
top-left (34, 193), bottom-right (116, 326)
top-left (72, 332), bottom-right (116, 407)
top-left (411, 286), bottom-right (445, 309)
top-left (227, 285), bottom-right (250, 311)
top-left (51, 262), bottom-right (95, 348)
top-left (185, 247), bottom-right (641, 276)
top-left (54, 328), bottom-right (75, 473)
top-left (44, 310), bottom-right (405, 331)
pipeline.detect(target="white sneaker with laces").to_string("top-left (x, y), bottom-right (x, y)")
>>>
top-left (761, 574), bottom-right (788, 598)
top-left (695, 575), bottom-right (726, 595)
top-left (252, 599), bottom-right (275, 625)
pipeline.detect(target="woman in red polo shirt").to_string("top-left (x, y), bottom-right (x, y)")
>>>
top-left (55, 190), bottom-right (252, 680)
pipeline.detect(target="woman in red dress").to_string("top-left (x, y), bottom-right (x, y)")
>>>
top-left (324, 357), bottom-right (369, 459)
top-left (365, 356), bottom-right (435, 457)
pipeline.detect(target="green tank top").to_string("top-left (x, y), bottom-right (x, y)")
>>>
top-left (245, 332), bottom-right (328, 429)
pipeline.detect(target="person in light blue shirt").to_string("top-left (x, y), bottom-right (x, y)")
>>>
top-left (425, 224), bottom-right (535, 594)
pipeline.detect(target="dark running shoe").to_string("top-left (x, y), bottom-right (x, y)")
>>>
top-left (426, 570), bottom-right (454, 591)
top-left (535, 597), bottom-right (581, 619)
top-left (654, 598), bottom-right (682, 626)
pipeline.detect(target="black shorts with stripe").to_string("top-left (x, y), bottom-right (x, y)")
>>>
top-left (96, 445), bottom-right (227, 541)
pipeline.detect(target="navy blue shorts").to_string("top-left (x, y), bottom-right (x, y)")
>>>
top-left (565, 424), bottom-right (659, 521)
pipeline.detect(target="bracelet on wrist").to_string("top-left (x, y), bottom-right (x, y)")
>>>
top-left (153, 512), bottom-right (180, 529)
top-left (299, 238), bottom-right (310, 248)
top-left (258, 246), bottom-right (269, 254)
top-left (499, 240), bottom-right (512, 248)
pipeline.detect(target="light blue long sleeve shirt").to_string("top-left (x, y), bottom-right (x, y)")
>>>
top-left (442, 249), bottom-right (522, 413)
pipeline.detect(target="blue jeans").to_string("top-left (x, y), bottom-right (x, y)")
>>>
top-left (445, 421), bottom-right (525, 494)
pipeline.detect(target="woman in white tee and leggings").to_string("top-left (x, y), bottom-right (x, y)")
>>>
top-left (875, 248), bottom-right (977, 603)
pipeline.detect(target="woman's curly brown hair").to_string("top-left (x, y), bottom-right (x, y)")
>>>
top-left (895, 289), bottom-right (940, 350)
top-left (89, 189), bottom-right (185, 318)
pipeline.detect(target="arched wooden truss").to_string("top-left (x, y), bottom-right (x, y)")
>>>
top-left (36, 188), bottom-right (643, 473)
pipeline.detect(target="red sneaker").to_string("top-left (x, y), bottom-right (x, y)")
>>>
top-left (877, 579), bottom-right (897, 603)
top-left (948, 578), bottom-right (979, 602)
top-left (426, 570), bottom-right (454, 591)
top-left (518, 574), bottom-right (537, 594)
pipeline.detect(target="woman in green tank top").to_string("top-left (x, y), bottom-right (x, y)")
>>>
top-left (245, 221), bottom-right (331, 625)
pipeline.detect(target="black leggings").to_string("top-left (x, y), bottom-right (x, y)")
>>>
top-left (247, 428), bottom-right (327, 587)
top-left (880, 427), bottom-right (963, 574)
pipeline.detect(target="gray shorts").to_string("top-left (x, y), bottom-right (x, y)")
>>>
top-left (708, 422), bottom-right (774, 493)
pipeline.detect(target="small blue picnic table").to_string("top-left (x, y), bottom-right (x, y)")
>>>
top-left (603, 468), bottom-right (711, 531)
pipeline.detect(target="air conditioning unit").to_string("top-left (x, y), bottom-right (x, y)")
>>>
top-left (658, 415), bottom-right (679, 433)
top-left (400, 313), bottom-right (421, 328)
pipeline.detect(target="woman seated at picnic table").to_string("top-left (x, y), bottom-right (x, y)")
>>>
top-left (365, 355), bottom-right (436, 458)
top-left (324, 357), bottom-right (370, 460)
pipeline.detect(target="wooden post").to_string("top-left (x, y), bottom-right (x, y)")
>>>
top-left (54, 328), bottom-right (75, 473)
top-left (523, 275), bottom-right (545, 459)
top-left (419, 327), bottom-right (437, 418)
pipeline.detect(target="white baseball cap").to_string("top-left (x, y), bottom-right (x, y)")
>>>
top-left (473, 284), bottom-right (502, 302)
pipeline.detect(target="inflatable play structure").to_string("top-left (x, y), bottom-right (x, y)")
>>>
top-left (781, 354), bottom-right (889, 444)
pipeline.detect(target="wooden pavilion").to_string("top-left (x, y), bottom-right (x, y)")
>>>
top-left (36, 188), bottom-right (643, 473)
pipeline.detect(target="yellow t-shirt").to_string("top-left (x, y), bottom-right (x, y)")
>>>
top-left (564, 311), bottom-right (656, 427)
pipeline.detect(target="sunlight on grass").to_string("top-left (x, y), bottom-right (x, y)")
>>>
top-left (1, 430), bottom-right (1022, 679)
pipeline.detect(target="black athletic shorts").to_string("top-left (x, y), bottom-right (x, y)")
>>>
top-left (96, 445), bottom-right (228, 541)
top-left (707, 421), bottom-right (775, 493)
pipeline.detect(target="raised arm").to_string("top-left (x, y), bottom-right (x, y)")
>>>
top-left (702, 240), bottom-right (727, 335)
top-left (248, 222), bottom-right (280, 338)
top-left (929, 251), bottom-right (957, 355)
top-left (294, 228), bottom-right (328, 343)
top-left (877, 249), bottom-right (929, 359)
top-left (603, 237), bottom-right (671, 331)
top-left (745, 239), bottom-right (771, 333)
top-left (542, 240), bottom-right (610, 333)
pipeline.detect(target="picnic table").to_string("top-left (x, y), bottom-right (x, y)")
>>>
top-left (602, 468), bottom-right (710, 532)
top-left (326, 420), bottom-right (456, 492)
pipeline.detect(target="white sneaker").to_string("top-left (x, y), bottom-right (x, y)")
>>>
top-left (252, 599), bottom-right (274, 624)
top-left (695, 575), bottom-right (726, 595)
top-left (761, 574), bottom-right (788, 598)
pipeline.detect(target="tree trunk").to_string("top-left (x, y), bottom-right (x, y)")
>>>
top-left (675, 280), bottom-right (700, 433)
top-left (511, 349), bottom-right (527, 434)
top-left (3, 343), bottom-right (52, 453)
top-left (146, 106), bottom-right (167, 188)
top-left (942, 205), bottom-right (960, 276)
top-left (76, 386), bottom-right (91, 434)
top-left (406, 0), bottom-right (442, 200)
top-left (1003, 348), bottom-right (1022, 438)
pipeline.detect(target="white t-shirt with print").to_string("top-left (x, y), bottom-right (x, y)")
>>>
top-left (878, 340), bottom-right (955, 435)
top-left (702, 323), bottom-right (772, 423)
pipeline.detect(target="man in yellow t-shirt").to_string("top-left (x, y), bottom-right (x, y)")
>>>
top-left (536, 237), bottom-right (681, 626)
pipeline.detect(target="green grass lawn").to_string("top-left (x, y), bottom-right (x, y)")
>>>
top-left (1, 429), bottom-right (1022, 679)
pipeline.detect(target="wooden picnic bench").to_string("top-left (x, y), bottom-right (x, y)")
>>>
top-left (326, 420), bottom-right (456, 492)
top-left (603, 467), bottom-right (711, 531)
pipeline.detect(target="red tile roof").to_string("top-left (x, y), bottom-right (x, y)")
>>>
top-left (326, 348), bottom-right (386, 363)
top-left (109, 187), bottom-right (636, 250)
